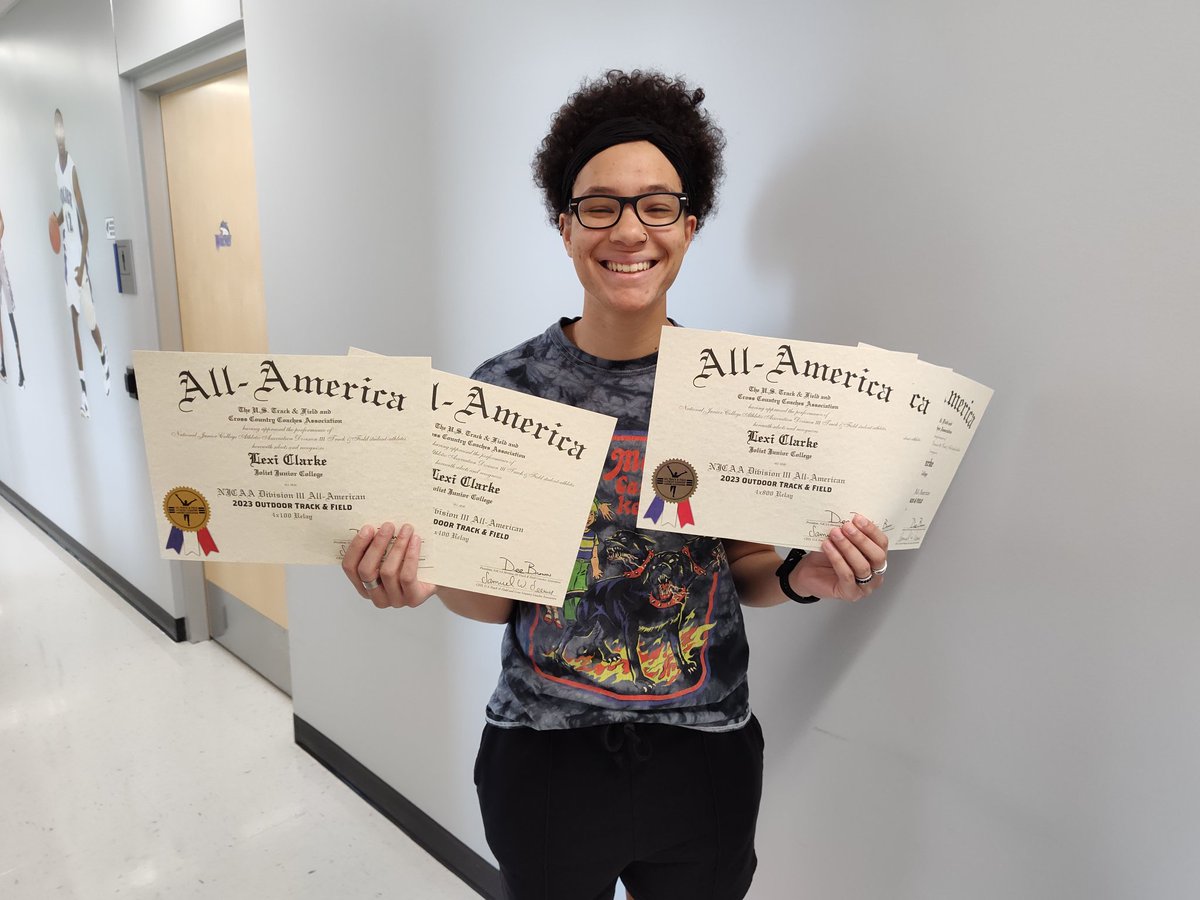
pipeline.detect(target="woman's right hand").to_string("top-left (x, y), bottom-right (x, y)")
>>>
top-left (342, 522), bottom-right (438, 609)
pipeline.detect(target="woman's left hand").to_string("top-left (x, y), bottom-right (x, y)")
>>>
top-left (790, 514), bottom-right (889, 602)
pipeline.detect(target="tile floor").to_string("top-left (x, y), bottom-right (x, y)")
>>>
top-left (0, 497), bottom-right (480, 899)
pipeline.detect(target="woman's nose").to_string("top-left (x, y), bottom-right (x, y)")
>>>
top-left (609, 202), bottom-right (646, 244)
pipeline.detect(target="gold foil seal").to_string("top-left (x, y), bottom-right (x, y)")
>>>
top-left (162, 486), bottom-right (211, 532)
top-left (651, 458), bottom-right (698, 504)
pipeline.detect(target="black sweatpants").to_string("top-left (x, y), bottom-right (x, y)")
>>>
top-left (474, 716), bottom-right (764, 900)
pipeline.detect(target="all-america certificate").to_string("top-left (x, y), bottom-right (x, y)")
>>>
top-left (134, 351), bottom-right (432, 565)
top-left (892, 361), bottom-right (993, 548)
top-left (638, 327), bottom-right (991, 550)
top-left (850, 344), bottom-right (993, 548)
top-left (421, 371), bottom-right (617, 606)
top-left (348, 348), bottom-right (619, 606)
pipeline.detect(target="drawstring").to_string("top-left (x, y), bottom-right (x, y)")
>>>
top-left (602, 722), bottom-right (653, 762)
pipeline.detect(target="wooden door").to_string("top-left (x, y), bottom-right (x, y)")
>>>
top-left (160, 69), bottom-right (288, 638)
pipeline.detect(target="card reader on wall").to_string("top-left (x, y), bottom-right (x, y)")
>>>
top-left (114, 240), bottom-right (136, 294)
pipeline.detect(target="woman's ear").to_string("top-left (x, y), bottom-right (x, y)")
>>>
top-left (558, 212), bottom-right (572, 255)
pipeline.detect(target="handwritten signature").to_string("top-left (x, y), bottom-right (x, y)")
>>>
top-left (501, 557), bottom-right (549, 577)
top-left (480, 569), bottom-right (558, 597)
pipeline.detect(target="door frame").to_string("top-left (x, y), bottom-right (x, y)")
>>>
top-left (120, 25), bottom-right (249, 647)
top-left (123, 32), bottom-right (292, 694)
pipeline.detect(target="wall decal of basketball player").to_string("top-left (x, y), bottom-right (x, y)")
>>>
top-left (53, 109), bottom-right (110, 417)
top-left (0, 206), bottom-right (26, 388)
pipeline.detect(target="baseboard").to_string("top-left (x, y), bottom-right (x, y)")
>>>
top-left (294, 716), bottom-right (501, 899)
top-left (0, 480), bottom-right (186, 642)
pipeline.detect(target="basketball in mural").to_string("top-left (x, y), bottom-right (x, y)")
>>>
top-left (48, 213), bottom-right (60, 254)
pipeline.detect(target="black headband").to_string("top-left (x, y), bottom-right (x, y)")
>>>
top-left (560, 117), bottom-right (693, 205)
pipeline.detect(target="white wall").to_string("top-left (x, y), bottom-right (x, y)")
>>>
top-left (0, 0), bottom-right (178, 615)
top-left (111, 0), bottom-right (242, 75)
top-left (243, 0), bottom-right (1200, 896)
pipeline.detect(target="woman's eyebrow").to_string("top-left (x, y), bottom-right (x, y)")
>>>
top-left (575, 183), bottom-right (678, 196)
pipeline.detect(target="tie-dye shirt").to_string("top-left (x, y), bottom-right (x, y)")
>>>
top-left (471, 319), bottom-right (752, 732)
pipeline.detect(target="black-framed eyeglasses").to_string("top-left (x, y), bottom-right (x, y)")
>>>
top-left (568, 192), bottom-right (688, 229)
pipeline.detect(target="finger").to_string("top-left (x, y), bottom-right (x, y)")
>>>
top-left (821, 536), bottom-right (858, 590)
top-left (379, 524), bottom-right (415, 606)
top-left (386, 528), bottom-right (429, 607)
top-left (378, 523), bottom-right (409, 582)
top-left (851, 514), bottom-right (889, 555)
top-left (843, 516), bottom-right (888, 573)
top-left (357, 522), bottom-right (394, 578)
top-left (342, 524), bottom-right (377, 598)
top-left (398, 528), bottom-right (423, 590)
top-left (348, 525), bottom-right (388, 609)
top-left (829, 525), bottom-right (872, 582)
top-left (849, 517), bottom-right (889, 581)
top-left (357, 527), bottom-right (393, 609)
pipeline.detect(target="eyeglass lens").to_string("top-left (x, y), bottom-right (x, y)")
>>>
top-left (574, 194), bottom-right (683, 228)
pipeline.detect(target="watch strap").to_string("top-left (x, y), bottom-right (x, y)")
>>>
top-left (775, 548), bottom-right (821, 604)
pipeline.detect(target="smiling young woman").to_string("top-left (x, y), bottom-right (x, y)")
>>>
top-left (341, 69), bottom-right (889, 900)
top-left (558, 140), bottom-right (696, 360)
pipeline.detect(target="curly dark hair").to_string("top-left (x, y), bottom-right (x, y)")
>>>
top-left (533, 69), bottom-right (726, 231)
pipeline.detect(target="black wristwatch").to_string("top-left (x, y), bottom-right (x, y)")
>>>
top-left (775, 548), bottom-right (821, 604)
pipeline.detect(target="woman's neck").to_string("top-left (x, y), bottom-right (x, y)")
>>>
top-left (565, 302), bottom-right (671, 361)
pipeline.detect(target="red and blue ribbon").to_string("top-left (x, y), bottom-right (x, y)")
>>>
top-left (643, 496), bottom-right (694, 528)
top-left (166, 526), bottom-right (219, 556)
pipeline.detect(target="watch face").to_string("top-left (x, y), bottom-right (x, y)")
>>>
top-left (651, 458), bottom-right (698, 504)
top-left (163, 487), bottom-right (211, 532)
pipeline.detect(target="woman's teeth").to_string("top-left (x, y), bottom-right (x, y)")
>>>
top-left (605, 260), bottom-right (653, 273)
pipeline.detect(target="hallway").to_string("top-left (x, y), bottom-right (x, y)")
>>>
top-left (0, 497), bottom-right (479, 899)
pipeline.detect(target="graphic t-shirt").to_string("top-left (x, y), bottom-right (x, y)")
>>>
top-left (472, 319), bottom-right (751, 731)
